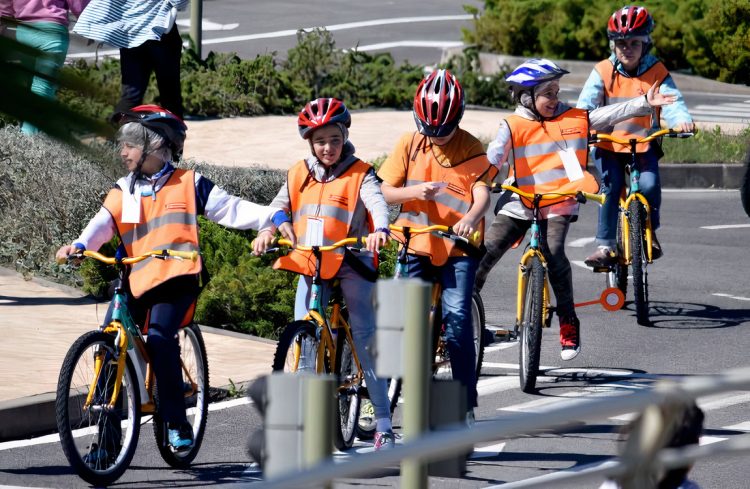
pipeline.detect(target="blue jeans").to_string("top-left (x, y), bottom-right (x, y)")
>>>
top-left (404, 254), bottom-right (479, 409)
top-left (295, 259), bottom-right (391, 421)
top-left (595, 147), bottom-right (661, 247)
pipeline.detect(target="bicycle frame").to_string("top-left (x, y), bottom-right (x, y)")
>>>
top-left (277, 239), bottom-right (365, 391)
top-left (77, 249), bottom-right (199, 414)
top-left (515, 195), bottom-right (553, 331)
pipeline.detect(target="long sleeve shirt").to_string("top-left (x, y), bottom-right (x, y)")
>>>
top-left (72, 0), bottom-right (188, 48)
top-left (487, 96), bottom-right (653, 220)
top-left (74, 165), bottom-right (276, 251)
top-left (0, 0), bottom-right (89, 26)
top-left (576, 53), bottom-right (693, 128)
top-left (266, 141), bottom-right (390, 238)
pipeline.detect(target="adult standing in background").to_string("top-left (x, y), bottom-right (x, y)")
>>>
top-left (73, 0), bottom-right (187, 120)
top-left (0, 0), bottom-right (90, 135)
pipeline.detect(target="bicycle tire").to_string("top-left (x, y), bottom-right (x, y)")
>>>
top-left (56, 330), bottom-right (141, 486)
top-left (333, 330), bottom-right (361, 450)
top-left (153, 323), bottom-right (210, 468)
top-left (628, 200), bottom-right (650, 325)
top-left (612, 209), bottom-right (628, 295)
top-left (272, 320), bottom-right (325, 373)
top-left (472, 290), bottom-right (487, 379)
top-left (519, 256), bottom-right (545, 393)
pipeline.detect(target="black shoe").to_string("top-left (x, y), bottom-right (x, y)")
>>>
top-left (651, 233), bottom-right (663, 260)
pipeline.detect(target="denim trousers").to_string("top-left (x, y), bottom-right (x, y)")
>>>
top-left (404, 254), bottom-right (479, 409)
top-left (294, 259), bottom-right (391, 421)
top-left (595, 147), bottom-right (661, 247)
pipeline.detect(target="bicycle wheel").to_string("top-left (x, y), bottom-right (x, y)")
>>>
top-left (272, 320), bottom-right (324, 373)
top-left (430, 300), bottom-right (453, 381)
top-left (153, 323), bottom-right (210, 468)
top-left (518, 256), bottom-right (545, 393)
top-left (56, 331), bottom-right (141, 486)
top-left (472, 290), bottom-right (487, 379)
top-left (333, 331), bottom-right (361, 450)
top-left (610, 208), bottom-right (628, 295)
top-left (628, 200), bottom-right (650, 325)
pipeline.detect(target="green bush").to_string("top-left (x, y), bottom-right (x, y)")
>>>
top-left (464, 0), bottom-right (749, 85)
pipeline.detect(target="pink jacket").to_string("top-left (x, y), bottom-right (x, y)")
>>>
top-left (0, 0), bottom-right (90, 26)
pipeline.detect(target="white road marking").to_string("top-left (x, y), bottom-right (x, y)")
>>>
top-left (208, 396), bottom-right (251, 411)
top-left (712, 293), bottom-right (750, 302)
top-left (724, 421), bottom-right (750, 432)
top-left (612, 392), bottom-right (750, 422)
top-left (469, 442), bottom-right (506, 459)
top-left (568, 237), bottom-right (595, 248)
top-left (485, 460), bottom-right (619, 488)
top-left (477, 376), bottom-right (522, 397)
top-left (70, 15), bottom-right (474, 58)
top-left (485, 342), bottom-right (519, 353)
top-left (482, 362), bottom-right (558, 371)
top-left (353, 40), bottom-right (463, 52)
top-left (175, 19), bottom-right (240, 31)
top-left (701, 224), bottom-right (750, 230)
top-left (571, 259), bottom-right (590, 270)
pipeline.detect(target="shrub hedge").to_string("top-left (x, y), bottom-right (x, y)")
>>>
top-left (463, 0), bottom-right (750, 85)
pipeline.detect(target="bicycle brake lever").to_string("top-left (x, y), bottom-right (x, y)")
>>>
top-left (575, 192), bottom-right (587, 204)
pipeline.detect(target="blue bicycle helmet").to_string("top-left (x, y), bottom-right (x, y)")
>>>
top-left (505, 58), bottom-right (569, 97)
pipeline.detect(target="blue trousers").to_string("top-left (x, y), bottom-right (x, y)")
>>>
top-left (404, 254), bottom-right (479, 409)
top-left (594, 147), bottom-right (661, 247)
top-left (295, 259), bottom-right (391, 421)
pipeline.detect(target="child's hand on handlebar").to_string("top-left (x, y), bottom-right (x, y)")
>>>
top-left (672, 121), bottom-right (695, 133)
top-left (55, 244), bottom-right (80, 264)
top-left (365, 229), bottom-right (388, 253)
top-left (453, 216), bottom-right (478, 239)
top-left (277, 222), bottom-right (296, 248)
top-left (252, 229), bottom-right (276, 256)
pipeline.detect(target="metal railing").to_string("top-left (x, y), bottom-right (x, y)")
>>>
top-left (240, 365), bottom-right (750, 489)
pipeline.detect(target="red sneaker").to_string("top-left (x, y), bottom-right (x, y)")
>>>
top-left (559, 315), bottom-right (580, 361)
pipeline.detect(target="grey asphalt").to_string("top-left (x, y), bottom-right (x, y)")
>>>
top-left (3, 16), bottom-right (750, 445)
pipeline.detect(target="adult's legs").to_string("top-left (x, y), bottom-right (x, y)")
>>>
top-left (114, 43), bottom-right (153, 116)
top-left (474, 213), bottom-right (530, 293)
top-left (440, 256), bottom-right (479, 409)
top-left (149, 26), bottom-right (184, 118)
top-left (15, 22), bottom-right (69, 134)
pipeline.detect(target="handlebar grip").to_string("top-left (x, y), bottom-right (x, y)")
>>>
top-left (582, 192), bottom-right (606, 205)
top-left (168, 250), bottom-right (199, 262)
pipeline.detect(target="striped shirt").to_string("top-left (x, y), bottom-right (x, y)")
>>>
top-left (72, 0), bottom-right (188, 49)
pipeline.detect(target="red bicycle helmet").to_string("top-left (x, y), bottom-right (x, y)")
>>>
top-left (115, 104), bottom-right (188, 161)
top-left (607, 5), bottom-right (654, 40)
top-left (298, 98), bottom-right (351, 140)
top-left (413, 69), bottom-right (465, 138)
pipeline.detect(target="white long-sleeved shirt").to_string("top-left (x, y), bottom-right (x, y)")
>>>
top-left (487, 96), bottom-right (653, 220)
top-left (74, 166), bottom-right (275, 251)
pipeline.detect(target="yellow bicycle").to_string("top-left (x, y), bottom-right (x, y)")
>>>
top-left (589, 129), bottom-right (693, 325)
top-left (55, 249), bottom-right (209, 486)
top-left (496, 185), bottom-right (604, 392)
top-left (268, 237), bottom-right (367, 450)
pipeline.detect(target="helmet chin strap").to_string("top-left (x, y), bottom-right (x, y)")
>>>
top-left (129, 125), bottom-right (151, 195)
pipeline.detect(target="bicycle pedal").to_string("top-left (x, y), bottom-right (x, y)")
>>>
top-left (493, 328), bottom-right (516, 342)
top-left (591, 266), bottom-right (611, 273)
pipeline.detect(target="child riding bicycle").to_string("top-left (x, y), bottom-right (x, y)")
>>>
top-left (56, 105), bottom-right (279, 453)
top-left (377, 70), bottom-right (495, 422)
top-left (251, 98), bottom-right (395, 450)
top-left (473, 58), bottom-right (677, 360)
top-left (578, 5), bottom-right (695, 268)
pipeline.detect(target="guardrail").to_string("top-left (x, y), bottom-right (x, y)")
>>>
top-left (240, 365), bottom-right (750, 489)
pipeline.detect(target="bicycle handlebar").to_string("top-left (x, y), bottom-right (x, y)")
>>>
top-left (388, 224), bottom-right (482, 248)
top-left (589, 128), bottom-right (694, 145)
top-left (275, 236), bottom-right (366, 252)
top-left (61, 249), bottom-right (198, 265)
top-left (496, 184), bottom-right (605, 206)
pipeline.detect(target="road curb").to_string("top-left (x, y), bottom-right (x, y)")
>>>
top-left (660, 163), bottom-right (744, 189)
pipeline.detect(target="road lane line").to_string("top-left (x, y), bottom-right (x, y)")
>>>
top-left (354, 41), bottom-right (463, 52)
top-left (712, 293), bottom-right (750, 302)
top-left (701, 224), bottom-right (750, 230)
top-left (568, 237), bottom-right (595, 248)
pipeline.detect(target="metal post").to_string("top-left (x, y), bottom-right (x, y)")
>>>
top-left (303, 375), bottom-right (334, 489)
top-left (189, 0), bottom-right (203, 58)
top-left (401, 280), bottom-right (431, 489)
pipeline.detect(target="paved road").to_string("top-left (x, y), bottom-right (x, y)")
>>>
top-left (65, 0), bottom-right (750, 126)
top-left (2, 190), bottom-right (748, 488)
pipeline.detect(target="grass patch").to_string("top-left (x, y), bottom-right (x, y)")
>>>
top-left (661, 126), bottom-right (750, 164)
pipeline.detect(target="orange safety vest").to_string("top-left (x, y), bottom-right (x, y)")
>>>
top-left (594, 59), bottom-right (669, 153)
top-left (506, 108), bottom-right (599, 208)
top-left (274, 159), bottom-right (372, 279)
top-left (103, 169), bottom-right (201, 298)
top-left (395, 132), bottom-right (494, 266)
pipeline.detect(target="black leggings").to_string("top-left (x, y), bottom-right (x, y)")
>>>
top-left (475, 214), bottom-right (575, 319)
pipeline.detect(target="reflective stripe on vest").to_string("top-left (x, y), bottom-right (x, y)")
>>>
top-left (274, 159), bottom-right (371, 279)
top-left (594, 59), bottom-right (668, 153)
top-left (396, 133), bottom-right (494, 266)
top-left (507, 108), bottom-right (599, 208)
top-left (103, 169), bottom-right (201, 298)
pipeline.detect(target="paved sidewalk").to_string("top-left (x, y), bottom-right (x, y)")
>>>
top-left (0, 267), bottom-right (275, 441)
